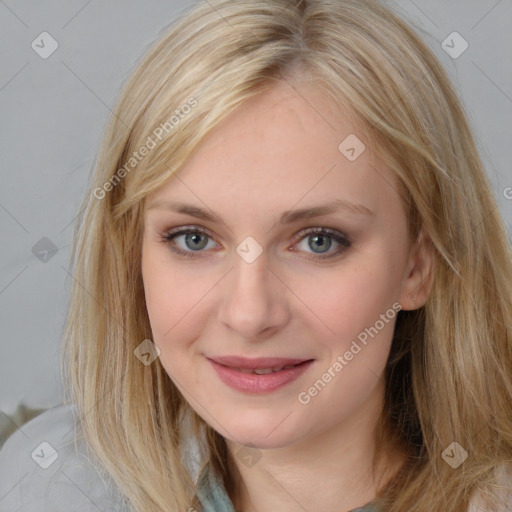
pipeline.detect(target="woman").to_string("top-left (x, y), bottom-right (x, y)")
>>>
top-left (1, 1), bottom-right (511, 511)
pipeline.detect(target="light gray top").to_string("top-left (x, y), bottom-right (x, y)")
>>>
top-left (0, 403), bottom-right (386, 511)
top-left (0, 404), bottom-right (130, 511)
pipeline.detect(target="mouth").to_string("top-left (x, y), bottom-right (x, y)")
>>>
top-left (207, 355), bottom-right (313, 373)
top-left (207, 356), bottom-right (315, 393)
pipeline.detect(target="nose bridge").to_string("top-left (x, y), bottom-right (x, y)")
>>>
top-left (217, 241), bottom-right (289, 337)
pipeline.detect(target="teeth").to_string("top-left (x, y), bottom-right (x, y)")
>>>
top-left (238, 368), bottom-right (255, 374)
top-left (254, 368), bottom-right (274, 375)
top-left (235, 364), bottom-right (298, 375)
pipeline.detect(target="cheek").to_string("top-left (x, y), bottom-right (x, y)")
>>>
top-left (142, 244), bottom-right (181, 335)
top-left (291, 254), bottom-right (401, 425)
top-left (141, 245), bottom-right (216, 369)
top-left (295, 245), bottom-right (404, 350)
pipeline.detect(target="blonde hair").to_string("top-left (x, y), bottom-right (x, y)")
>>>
top-left (62, 0), bottom-right (512, 510)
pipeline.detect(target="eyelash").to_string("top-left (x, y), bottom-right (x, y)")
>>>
top-left (158, 225), bottom-right (352, 261)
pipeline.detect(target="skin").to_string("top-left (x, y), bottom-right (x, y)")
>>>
top-left (141, 78), bottom-right (433, 512)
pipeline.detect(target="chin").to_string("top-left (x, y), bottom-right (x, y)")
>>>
top-left (220, 414), bottom-right (306, 450)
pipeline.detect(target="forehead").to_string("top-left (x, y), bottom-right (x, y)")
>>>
top-left (147, 81), bottom-right (401, 220)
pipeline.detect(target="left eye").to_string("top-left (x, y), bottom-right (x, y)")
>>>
top-left (293, 228), bottom-right (351, 259)
top-left (160, 226), bottom-right (351, 260)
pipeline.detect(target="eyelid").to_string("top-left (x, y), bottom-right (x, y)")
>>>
top-left (159, 224), bottom-right (352, 260)
top-left (161, 224), bottom-right (349, 241)
top-left (162, 224), bottom-right (218, 243)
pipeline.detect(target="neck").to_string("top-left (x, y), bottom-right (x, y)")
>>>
top-left (225, 383), bottom-right (406, 512)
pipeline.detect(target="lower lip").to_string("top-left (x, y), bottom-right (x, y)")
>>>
top-left (208, 359), bottom-right (314, 393)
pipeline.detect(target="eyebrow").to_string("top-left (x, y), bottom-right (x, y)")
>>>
top-left (147, 198), bottom-right (374, 224)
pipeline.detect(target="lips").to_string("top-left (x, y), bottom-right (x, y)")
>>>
top-left (208, 355), bottom-right (312, 373)
top-left (207, 355), bottom-right (314, 393)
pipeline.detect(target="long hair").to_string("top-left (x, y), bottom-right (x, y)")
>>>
top-left (62, 0), bottom-right (512, 510)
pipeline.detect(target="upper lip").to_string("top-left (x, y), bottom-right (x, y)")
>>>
top-left (207, 355), bottom-right (313, 370)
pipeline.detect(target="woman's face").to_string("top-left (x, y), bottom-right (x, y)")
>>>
top-left (141, 80), bottom-right (422, 449)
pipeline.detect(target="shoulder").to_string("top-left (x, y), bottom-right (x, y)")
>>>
top-left (0, 403), bottom-right (131, 512)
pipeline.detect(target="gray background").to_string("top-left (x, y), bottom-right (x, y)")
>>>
top-left (1, 0), bottom-right (511, 417)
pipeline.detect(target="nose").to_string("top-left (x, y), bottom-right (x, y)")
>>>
top-left (217, 248), bottom-right (291, 340)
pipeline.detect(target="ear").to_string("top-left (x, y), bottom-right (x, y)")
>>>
top-left (399, 227), bottom-right (435, 311)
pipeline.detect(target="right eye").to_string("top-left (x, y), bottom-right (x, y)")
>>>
top-left (159, 226), bottom-right (219, 258)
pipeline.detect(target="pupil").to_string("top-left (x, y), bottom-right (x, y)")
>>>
top-left (186, 232), bottom-right (208, 250)
top-left (310, 234), bottom-right (331, 253)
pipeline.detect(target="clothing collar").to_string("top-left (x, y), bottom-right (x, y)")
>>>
top-left (195, 461), bottom-right (236, 512)
top-left (195, 462), bottom-right (382, 512)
